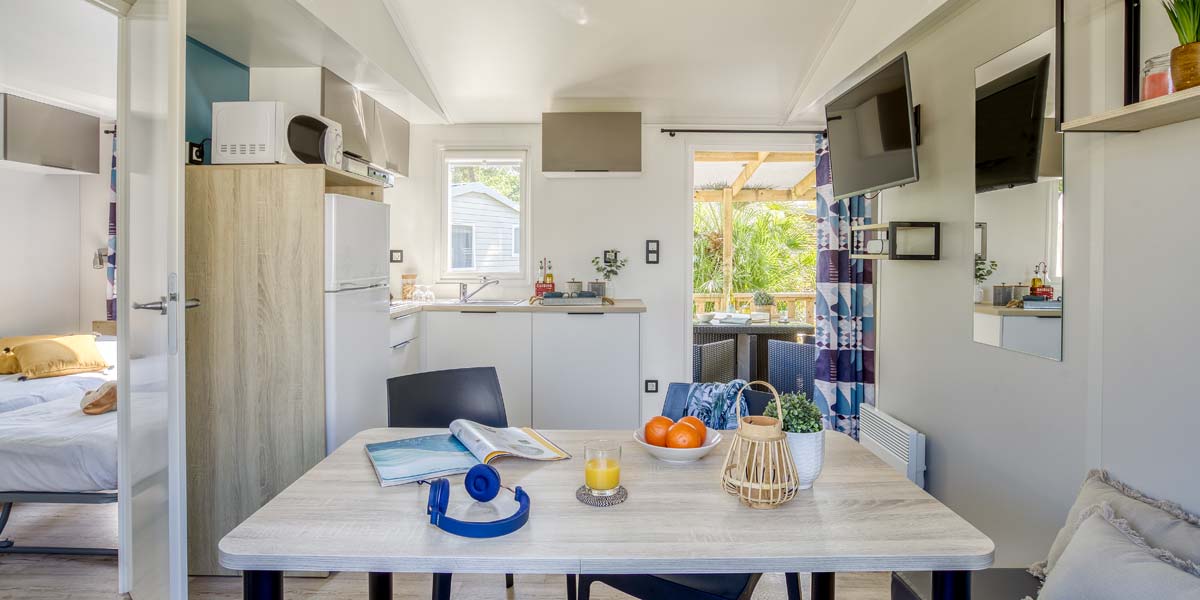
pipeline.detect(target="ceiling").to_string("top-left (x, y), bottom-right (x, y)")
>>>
top-left (0, 0), bottom-right (118, 118)
top-left (384, 0), bottom-right (853, 125)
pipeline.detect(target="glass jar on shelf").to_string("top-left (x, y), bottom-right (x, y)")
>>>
top-left (1142, 53), bottom-right (1175, 101)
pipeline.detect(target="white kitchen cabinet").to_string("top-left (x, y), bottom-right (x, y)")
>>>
top-left (389, 312), bottom-right (422, 378)
top-left (424, 311), bottom-right (533, 426)
top-left (531, 312), bottom-right (640, 429)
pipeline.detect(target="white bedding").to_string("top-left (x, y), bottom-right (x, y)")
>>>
top-left (0, 369), bottom-right (115, 414)
top-left (0, 396), bottom-right (118, 492)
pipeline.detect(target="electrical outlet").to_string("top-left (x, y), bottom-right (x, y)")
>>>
top-left (644, 379), bottom-right (659, 393)
top-left (390, 250), bottom-right (404, 263)
top-left (187, 141), bottom-right (205, 165)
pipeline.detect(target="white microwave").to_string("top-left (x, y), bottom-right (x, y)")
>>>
top-left (211, 101), bottom-right (343, 168)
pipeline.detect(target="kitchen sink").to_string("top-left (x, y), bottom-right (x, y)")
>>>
top-left (438, 299), bottom-right (527, 306)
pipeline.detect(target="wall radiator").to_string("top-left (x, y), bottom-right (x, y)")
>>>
top-left (859, 404), bottom-right (927, 489)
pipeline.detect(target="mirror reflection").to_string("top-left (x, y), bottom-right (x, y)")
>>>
top-left (973, 29), bottom-right (1064, 361)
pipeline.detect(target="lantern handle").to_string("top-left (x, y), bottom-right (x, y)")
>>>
top-left (733, 380), bottom-right (782, 427)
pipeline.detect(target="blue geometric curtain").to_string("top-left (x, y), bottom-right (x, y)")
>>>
top-left (106, 132), bottom-right (117, 321)
top-left (812, 133), bottom-right (875, 439)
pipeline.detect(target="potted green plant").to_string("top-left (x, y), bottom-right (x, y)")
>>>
top-left (591, 250), bottom-right (628, 298)
top-left (1164, 0), bottom-right (1200, 90)
top-left (763, 392), bottom-right (825, 489)
top-left (751, 290), bottom-right (775, 319)
top-left (975, 256), bottom-right (997, 304)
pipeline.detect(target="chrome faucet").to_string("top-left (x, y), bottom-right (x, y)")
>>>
top-left (459, 276), bottom-right (500, 302)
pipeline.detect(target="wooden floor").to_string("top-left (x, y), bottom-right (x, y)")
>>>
top-left (0, 503), bottom-right (890, 599)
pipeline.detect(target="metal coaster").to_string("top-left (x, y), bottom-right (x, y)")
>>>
top-left (576, 485), bottom-right (628, 507)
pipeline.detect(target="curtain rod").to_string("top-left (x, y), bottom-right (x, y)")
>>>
top-left (659, 128), bottom-right (824, 137)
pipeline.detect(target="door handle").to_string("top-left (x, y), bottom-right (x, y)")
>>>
top-left (133, 297), bottom-right (168, 315)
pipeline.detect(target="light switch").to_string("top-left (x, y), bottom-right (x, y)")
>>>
top-left (390, 250), bottom-right (404, 263)
top-left (645, 379), bottom-right (659, 393)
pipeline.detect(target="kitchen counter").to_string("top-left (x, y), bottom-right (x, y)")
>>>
top-left (390, 299), bottom-right (646, 317)
top-left (974, 304), bottom-right (1062, 318)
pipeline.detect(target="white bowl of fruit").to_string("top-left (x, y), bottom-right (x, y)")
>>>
top-left (634, 416), bottom-right (723, 463)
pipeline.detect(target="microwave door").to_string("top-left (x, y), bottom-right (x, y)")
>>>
top-left (287, 115), bottom-right (328, 164)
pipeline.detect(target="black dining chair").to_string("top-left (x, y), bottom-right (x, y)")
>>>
top-left (577, 573), bottom-right (763, 600)
top-left (386, 367), bottom-right (518, 597)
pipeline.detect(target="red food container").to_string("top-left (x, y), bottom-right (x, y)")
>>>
top-left (534, 282), bottom-right (555, 297)
top-left (1032, 286), bottom-right (1055, 300)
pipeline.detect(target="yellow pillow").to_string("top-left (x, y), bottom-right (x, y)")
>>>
top-left (12, 334), bottom-right (109, 380)
top-left (0, 334), bottom-right (61, 374)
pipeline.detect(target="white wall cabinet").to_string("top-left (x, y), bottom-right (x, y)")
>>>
top-left (531, 312), bottom-right (640, 429)
top-left (424, 311), bottom-right (533, 426)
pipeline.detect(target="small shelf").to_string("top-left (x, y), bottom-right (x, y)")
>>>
top-left (850, 223), bottom-right (889, 232)
top-left (1062, 86), bottom-right (1200, 133)
top-left (323, 165), bottom-right (383, 187)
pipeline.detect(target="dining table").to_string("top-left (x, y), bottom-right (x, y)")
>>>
top-left (219, 428), bottom-right (994, 600)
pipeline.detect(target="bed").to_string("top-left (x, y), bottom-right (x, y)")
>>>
top-left (0, 370), bottom-right (116, 414)
top-left (0, 378), bottom-right (118, 555)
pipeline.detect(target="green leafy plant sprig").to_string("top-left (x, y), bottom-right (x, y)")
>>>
top-left (763, 392), bottom-right (824, 434)
top-left (1164, 0), bottom-right (1200, 46)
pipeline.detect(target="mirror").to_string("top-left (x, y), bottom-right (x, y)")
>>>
top-left (973, 29), bottom-right (1064, 361)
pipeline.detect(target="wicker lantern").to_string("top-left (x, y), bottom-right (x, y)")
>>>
top-left (720, 381), bottom-right (801, 509)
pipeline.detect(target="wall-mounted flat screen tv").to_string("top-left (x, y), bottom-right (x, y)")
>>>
top-left (975, 55), bottom-right (1050, 193)
top-left (824, 53), bottom-right (919, 199)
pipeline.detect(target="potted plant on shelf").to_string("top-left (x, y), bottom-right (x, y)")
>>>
top-left (975, 256), bottom-right (998, 304)
top-left (1164, 0), bottom-right (1200, 91)
top-left (752, 290), bottom-right (775, 320)
top-left (591, 250), bottom-right (628, 298)
top-left (763, 392), bottom-right (825, 489)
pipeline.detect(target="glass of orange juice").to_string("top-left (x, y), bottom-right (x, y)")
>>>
top-left (584, 440), bottom-right (621, 496)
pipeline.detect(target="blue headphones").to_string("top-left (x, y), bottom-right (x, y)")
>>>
top-left (425, 464), bottom-right (530, 538)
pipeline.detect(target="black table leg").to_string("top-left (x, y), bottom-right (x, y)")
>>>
top-left (369, 572), bottom-right (393, 599)
top-left (932, 570), bottom-right (971, 600)
top-left (811, 572), bottom-right (835, 600)
top-left (566, 574), bottom-right (578, 600)
top-left (784, 572), bottom-right (801, 600)
top-left (431, 572), bottom-right (452, 600)
top-left (243, 570), bottom-right (282, 600)
top-left (506, 573), bottom-right (514, 588)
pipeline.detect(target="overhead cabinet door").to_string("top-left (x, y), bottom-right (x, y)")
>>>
top-left (2, 94), bottom-right (100, 173)
top-left (321, 69), bottom-right (371, 161)
top-left (542, 112), bottom-right (640, 176)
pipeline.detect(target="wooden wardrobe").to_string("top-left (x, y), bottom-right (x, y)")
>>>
top-left (184, 163), bottom-right (381, 575)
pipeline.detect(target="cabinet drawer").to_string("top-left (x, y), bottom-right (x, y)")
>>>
top-left (390, 313), bottom-right (420, 346)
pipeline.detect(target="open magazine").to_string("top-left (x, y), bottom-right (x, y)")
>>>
top-left (365, 419), bottom-right (570, 487)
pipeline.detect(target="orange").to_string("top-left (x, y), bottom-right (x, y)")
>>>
top-left (644, 416), bottom-right (674, 447)
top-left (678, 416), bottom-right (707, 436)
top-left (666, 421), bottom-right (705, 449)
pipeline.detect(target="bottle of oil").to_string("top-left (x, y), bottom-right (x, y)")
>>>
top-left (545, 259), bottom-right (555, 284)
top-left (1030, 263), bottom-right (1043, 291)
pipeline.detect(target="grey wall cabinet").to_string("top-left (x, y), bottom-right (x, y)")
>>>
top-left (1, 94), bottom-right (100, 174)
top-left (542, 112), bottom-right (641, 177)
top-left (321, 69), bottom-right (409, 177)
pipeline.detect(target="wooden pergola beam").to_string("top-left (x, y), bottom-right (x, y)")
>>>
top-left (694, 151), bottom-right (815, 163)
top-left (729, 151), bottom-right (770, 196)
top-left (693, 188), bottom-right (815, 203)
top-left (791, 169), bottom-right (817, 199)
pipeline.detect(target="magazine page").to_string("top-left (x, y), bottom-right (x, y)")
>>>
top-left (449, 420), bottom-right (571, 463)
top-left (364, 434), bottom-right (480, 487)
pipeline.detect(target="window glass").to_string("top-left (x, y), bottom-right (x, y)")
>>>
top-left (444, 153), bottom-right (525, 277)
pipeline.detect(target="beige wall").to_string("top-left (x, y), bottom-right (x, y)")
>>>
top-left (387, 124), bottom-right (812, 424)
top-left (870, 0), bottom-right (1090, 567)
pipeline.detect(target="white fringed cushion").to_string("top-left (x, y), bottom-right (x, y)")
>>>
top-left (1037, 503), bottom-right (1200, 600)
top-left (1032, 470), bottom-right (1200, 579)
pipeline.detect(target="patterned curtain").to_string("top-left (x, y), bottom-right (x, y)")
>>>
top-left (106, 132), bottom-right (117, 321)
top-left (812, 133), bottom-right (875, 439)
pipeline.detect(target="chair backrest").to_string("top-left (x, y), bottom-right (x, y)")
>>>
top-left (387, 367), bottom-right (508, 428)
top-left (767, 340), bottom-right (816, 401)
top-left (693, 339), bottom-right (736, 383)
top-left (662, 383), bottom-right (773, 422)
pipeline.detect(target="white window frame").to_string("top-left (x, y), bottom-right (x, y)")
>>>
top-left (450, 223), bottom-right (476, 270)
top-left (437, 146), bottom-right (531, 282)
top-left (511, 225), bottom-right (520, 257)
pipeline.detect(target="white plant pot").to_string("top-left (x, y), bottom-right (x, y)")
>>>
top-left (786, 431), bottom-right (825, 490)
top-left (974, 283), bottom-right (985, 304)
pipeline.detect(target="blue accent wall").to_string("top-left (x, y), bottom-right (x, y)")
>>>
top-left (185, 37), bottom-right (249, 164)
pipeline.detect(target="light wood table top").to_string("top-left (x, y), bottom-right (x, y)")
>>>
top-left (974, 304), bottom-right (1062, 318)
top-left (219, 429), bottom-right (993, 575)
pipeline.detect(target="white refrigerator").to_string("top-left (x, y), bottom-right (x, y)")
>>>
top-left (324, 193), bottom-right (391, 455)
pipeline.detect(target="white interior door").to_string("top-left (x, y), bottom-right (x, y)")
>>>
top-left (116, 0), bottom-right (188, 597)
